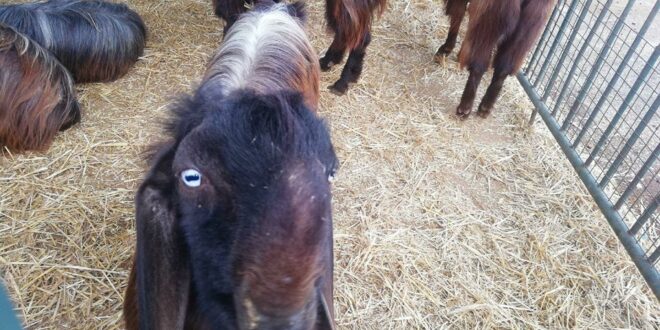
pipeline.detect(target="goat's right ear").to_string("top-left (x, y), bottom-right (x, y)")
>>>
top-left (124, 142), bottom-right (191, 330)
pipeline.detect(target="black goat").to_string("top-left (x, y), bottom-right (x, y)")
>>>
top-left (0, 0), bottom-right (147, 83)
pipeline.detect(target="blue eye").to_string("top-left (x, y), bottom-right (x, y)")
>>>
top-left (181, 169), bottom-right (202, 187)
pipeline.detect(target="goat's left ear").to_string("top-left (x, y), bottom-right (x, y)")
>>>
top-left (317, 287), bottom-right (336, 330)
top-left (124, 141), bottom-right (191, 330)
top-left (287, 1), bottom-right (307, 23)
top-left (316, 205), bottom-right (335, 330)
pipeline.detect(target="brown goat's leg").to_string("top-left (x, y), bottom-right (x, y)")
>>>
top-left (435, 0), bottom-right (468, 61)
top-left (477, 69), bottom-right (508, 118)
top-left (475, 0), bottom-right (555, 118)
top-left (320, 35), bottom-right (347, 72)
top-left (456, 68), bottom-right (485, 119)
top-left (328, 33), bottom-right (371, 95)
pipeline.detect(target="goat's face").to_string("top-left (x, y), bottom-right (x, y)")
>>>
top-left (131, 90), bottom-right (337, 329)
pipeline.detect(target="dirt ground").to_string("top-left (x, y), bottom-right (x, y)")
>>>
top-left (1, 0), bottom-right (659, 329)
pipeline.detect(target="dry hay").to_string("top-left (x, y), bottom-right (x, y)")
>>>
top-left (0, 0), bottom-right (658, 328)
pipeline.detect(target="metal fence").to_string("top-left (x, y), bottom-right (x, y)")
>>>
top-left (517, 0), bottom-right (659, 300)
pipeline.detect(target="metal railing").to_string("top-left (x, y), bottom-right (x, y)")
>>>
top-left (517, 0), bottom-right (659, 300)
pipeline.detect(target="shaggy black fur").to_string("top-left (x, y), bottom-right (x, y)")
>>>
top-left (0, 0), bottom-right (147, 83)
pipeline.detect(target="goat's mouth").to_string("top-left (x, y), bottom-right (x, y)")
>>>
top-left (235, 287), bottom-right (334, 330)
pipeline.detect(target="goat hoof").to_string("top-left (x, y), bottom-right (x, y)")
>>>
top-left (320, 51), bottom-right (345, 71)
top-left (328, 82), bottom-right (348, 95)
top-left (434, 45), bottom-right (453, 62)
top-left (476, 105), bottom-right (492, 118)
top-left (456, 104), bottom-right (472, 119)
top-left (320, 61), bottom-right (334, 72)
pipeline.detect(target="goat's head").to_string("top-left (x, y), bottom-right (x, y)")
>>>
top-left (130, 88), bottom-right (337, 329)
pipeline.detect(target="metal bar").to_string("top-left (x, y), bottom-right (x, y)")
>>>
top-left (614, 144), bottom-right (660, 210)
top-left (529, 95), bottom-right (542, 127)
top-left (527, 0), bottom-right (565, 76)
top-left (529, 0), bottom-right (574, 125)
top-left (528, 0), bottom-right (566, 124)
top-left (533, 0), bottom-right (582, 89)
top-left (561, 0), bottom-right (637, 131)
top-left (529, 107), bottom-right (540, 126)
top-left (650, 245), bottom-right (660, 265)
top-left (647, 232), bottom-right (660, 254)
top-left (600, 94), bottom-right (660, 187)
top-left (548, 0), bottom-right (608, 115)
top-left (517, 72), bottom-right (660, 301)
top-left (629, 198), bottom-right (659, 236)
top-left (585, 46), bottom-right (660, 168)
top-left (572, 0), bottom-right (659, 148)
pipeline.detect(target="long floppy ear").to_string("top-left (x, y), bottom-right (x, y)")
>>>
top-left (317, 205), bottom-right (335, 330)
top-left (124, 142), bottom-right (191, 330)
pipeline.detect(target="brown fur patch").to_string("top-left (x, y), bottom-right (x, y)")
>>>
top-left (494, 0), bottom-right (555, 73)
top-left (456, 0), bottom-right (554, 74)
top-left (457, 0), bottom-right (520, 72)
top-left (329, 0), bottom-right (386, 49)
top-left (239, 164), bottom-right (329, 315)
top-left (0, 25), bottom-right (79, 152)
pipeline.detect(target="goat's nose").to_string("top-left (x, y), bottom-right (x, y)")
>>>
top-left (240, 312), bottom-right (312, 330)
top-left (237, 298), bottom-right (316, 330)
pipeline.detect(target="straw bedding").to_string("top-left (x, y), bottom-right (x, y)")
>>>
top-left (0, 0), bottom-right (658, 328)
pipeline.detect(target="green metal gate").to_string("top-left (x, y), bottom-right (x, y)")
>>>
top-left (517, 0), bottom-right (659, 300)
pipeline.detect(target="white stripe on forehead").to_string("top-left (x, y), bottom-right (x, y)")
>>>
top-left (203, 3), bottom-right (313, 96)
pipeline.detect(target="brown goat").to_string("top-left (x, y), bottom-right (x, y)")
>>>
top-left (211, 0), bottom-right (386, 95)
top-left (0, 24), bottom-right (80, 152)
top-left (435, 0), bottom-right (555, 118)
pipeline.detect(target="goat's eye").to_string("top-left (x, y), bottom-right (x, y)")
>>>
top-left (181, 169), bottom-right (202, 187)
